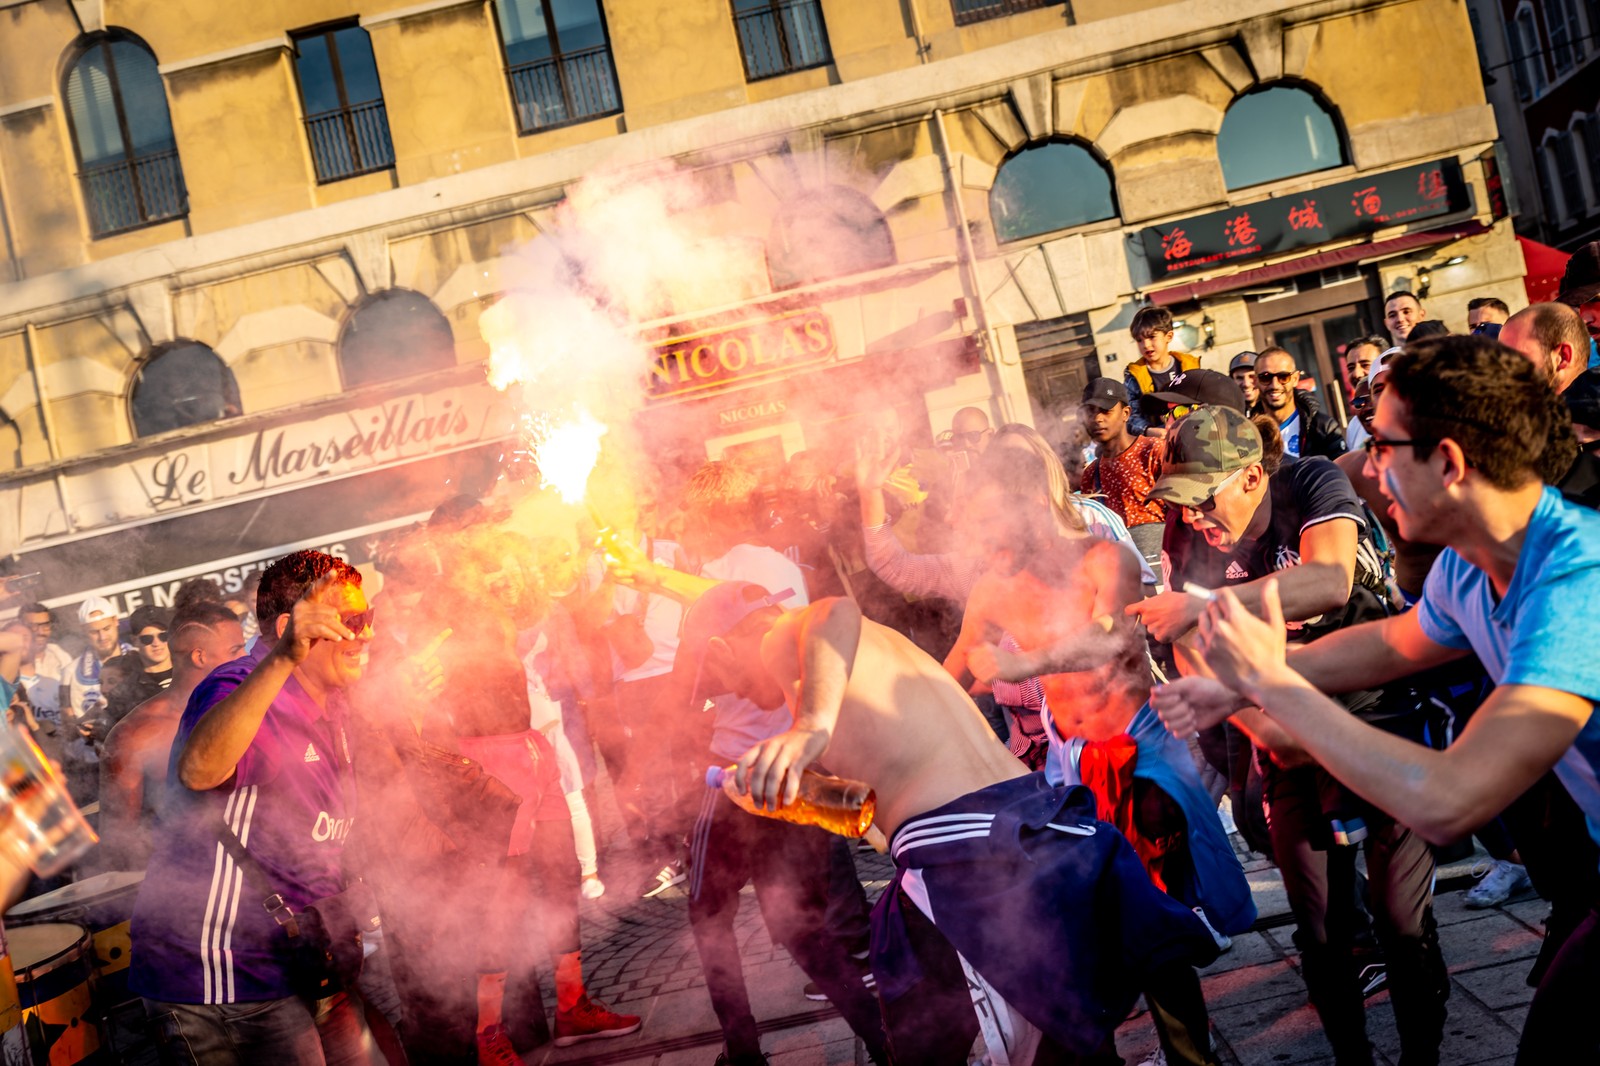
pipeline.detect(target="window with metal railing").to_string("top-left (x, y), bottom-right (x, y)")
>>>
top-left (951, 0), bottom-right (1060, 27)
top-left (292, 25), bottom-right (395, 183)
top-left (63, 33), bottom-right (188, 238)
top-left (732, 0), bottom-right (832, 81)
top-left (496, 0), bottom-right (622, 134)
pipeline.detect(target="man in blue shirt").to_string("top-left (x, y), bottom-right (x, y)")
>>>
top-left (130, 551), bottom-right (375, 1064)
top-left (1153, 334), bottom-right (1598, 1065)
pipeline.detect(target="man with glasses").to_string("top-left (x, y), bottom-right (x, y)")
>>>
top-left (1255, 347), bottom-right (1345, 460)
top-left (1155, 334), bottom-right (1600, 1063)
top-left (16, 601), bottom-right (72, 737)
top-left (103, 604), bottom-right (175, 720)
top-left (947, 406), bottom-right (993, 457)
top-left (1136, 405), bottom-right (1447, 1066)
top-left (131, 550), bottom-right (379, 1064)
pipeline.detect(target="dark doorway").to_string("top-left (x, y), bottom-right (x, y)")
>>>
top-left (1248, 272), bottom-right (1381, 426)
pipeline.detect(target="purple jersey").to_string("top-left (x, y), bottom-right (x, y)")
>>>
top-left (130, 643), bottom-right (355, 1004)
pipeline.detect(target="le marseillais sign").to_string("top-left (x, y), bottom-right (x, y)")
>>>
top-left (644, 306), bottom-right (837, 402)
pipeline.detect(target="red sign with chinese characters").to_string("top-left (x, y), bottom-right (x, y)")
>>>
top-left (1141, 158), bottom-right (1470, 280)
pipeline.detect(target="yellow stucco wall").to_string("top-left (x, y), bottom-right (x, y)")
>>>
top-left (0, 0), bottom-right (1498, 479)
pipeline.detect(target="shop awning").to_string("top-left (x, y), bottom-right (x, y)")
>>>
top-left (21, 442), bottom-right (504, 618)
top-left (1146, 221), bottom-right (1491, 307)
top-left (1518, 236), bottom-right (1571, 304)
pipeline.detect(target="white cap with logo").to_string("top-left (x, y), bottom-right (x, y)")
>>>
top-left (77, 596), bottom-right (118, 625)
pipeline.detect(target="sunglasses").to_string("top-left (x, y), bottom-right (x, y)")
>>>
top-left (138, 631), bottom-right (169, 646)
top-left (1256, 370), bottom-right (1299, 384)
top-left (341, 609), bottom-right (375, 634)
top-left (1184, 467), bottom-right (1245, 515)
top-left (1166, 404), bottom-right (1194, 420)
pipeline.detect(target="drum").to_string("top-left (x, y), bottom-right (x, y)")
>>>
top-left (0, 923), bottom-right (31, 1066)
top-left (9, 873), bottom-right (143, 1005)
top-left (9, 924), bottom-right (100, 1065)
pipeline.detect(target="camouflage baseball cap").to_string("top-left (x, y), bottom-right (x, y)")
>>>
top-left (1146, 406), bottom-right (1263, 507)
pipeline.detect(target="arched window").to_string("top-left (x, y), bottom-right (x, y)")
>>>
top-left (338, 289), bottom-right (457, 389)
top-left (988, 141), bottom-right (1117, 243)
top-left (62, 33), bottom-right (188, 237)
top-left (1218, 85), bottom-right (1346, 190)
top-left (130, 342), bottom-right (241, 438)
top-left (768, 187), bottom-right (895, 290)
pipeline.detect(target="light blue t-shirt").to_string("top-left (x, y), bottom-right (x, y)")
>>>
top-left (1416, 487), bottom-right (1600, 847)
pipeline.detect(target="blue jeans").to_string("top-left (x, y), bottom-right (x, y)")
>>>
top-left (147, 992), bottom-right (368, 1066)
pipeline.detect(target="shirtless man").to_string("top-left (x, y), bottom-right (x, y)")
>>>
top-left (691, 580), bottom-right (1218, 1064)
top-left (98, 602), bottom-right (244, 871)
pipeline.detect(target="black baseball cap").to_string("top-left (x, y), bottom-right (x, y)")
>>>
top-left (1151, 369), bottom-right (1248, 412)
top-left (1228, 352), bottom-right (1257, 373)
top-left (1566, 370), bottom-right (1600, 431)
top-left (1559, 241), bottom-right (1600, 307)
top-left (1081, 378), bottom-right (1125, 410)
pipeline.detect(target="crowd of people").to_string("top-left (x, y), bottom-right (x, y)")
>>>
top-left (0, 242), bottom-right (1597, 1066)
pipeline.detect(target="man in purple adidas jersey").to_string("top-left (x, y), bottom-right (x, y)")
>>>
top-left (130, 551), bottom-right (375, 1064)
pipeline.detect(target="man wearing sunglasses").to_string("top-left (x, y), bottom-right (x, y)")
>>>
top-left (102, 604), bottom-right (175, 721)
top-left (131, 550), bottom-right (379, 1064)
top-left (1135, 405), bottom-right (1447, 1065)
top-left (1255, 347), bottom-right (1346, 460)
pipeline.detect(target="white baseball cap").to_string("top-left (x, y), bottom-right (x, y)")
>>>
top-left (77, 596), bottom-right (118, 625)
top-left (1368, 347), bottom-right (1404, 387)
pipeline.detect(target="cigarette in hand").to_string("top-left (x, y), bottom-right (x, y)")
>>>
top-left (1182, 582), bottom-right (1217, 602)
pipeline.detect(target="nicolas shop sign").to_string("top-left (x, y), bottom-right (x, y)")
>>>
top-left (645, 306), bottom-right (837, 402)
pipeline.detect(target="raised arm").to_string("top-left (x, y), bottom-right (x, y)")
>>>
top-left (970, 540), bottom-right (1140, 683)
top-left (737, 598), bottom-right (863, 809)
top-left (856, 436), bottom-right (978, 601)
top-left (178, 579), bottom-right (354, 792)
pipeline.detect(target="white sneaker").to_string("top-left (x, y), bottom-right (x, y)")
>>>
top-left (581, 874), bottom-right (606, 900)
top-left (1192, 906), bottom-right (1232, 953)
top-left (1464, 860), bottom-right (1530, 909)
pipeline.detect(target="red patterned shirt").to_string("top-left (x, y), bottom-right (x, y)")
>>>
top-left (1083, 436), bottom-right (1166, 528)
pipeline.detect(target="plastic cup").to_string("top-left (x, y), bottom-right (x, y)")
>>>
top-left (0, 724), bottom-right (97, 877)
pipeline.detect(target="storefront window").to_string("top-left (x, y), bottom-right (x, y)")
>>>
top-left (989, 141), bottom-right (1117, 243)
top-left (338, 289), bottom-right (458, 389)
top-left (130, 342), bottom-right (241, 438)
top-left (768, 187), bottom-right (895, 289)
top-left (1218, 85), bottom-right (1346, 190)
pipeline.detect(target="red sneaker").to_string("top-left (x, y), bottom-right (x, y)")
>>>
top-left (476, 1023), bottom-right (521, 1066)
top-left (553, 994), bottom-right (642, 1047)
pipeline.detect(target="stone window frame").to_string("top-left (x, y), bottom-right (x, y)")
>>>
top-left (127, 339), bottom-right (243, 440)
top-left (986, 137), bottom-right (1120, 246)
top-left (766, 185), bottom-right (897, 290)
top-left (1216, 79), bottom-right (1350, 193)
top-left (335, 288), bottom-right (460, 391)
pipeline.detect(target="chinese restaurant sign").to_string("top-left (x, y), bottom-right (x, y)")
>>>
top-left (645, 307), bottom-right (836, 401)
top-left (1140, 158), bottom-right (1470, 281)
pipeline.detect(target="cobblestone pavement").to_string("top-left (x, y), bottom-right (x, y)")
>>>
top-left (516, 787), bottom-right (1541, 1066)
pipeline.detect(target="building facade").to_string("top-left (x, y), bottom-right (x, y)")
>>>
top-left (0, 0), bottom-right (1517, 614)
top-left (1467, 0), bottom-right (1600, 251)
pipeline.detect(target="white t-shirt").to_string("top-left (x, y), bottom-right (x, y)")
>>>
top-left (1345, 416), bottom-right (1370, 453)
top-left (1279, 411), bottom-right (1303, 458)
top-left (611, 537), bottom-right (686, 684)
top-left (21, 643), bottom-right (72, 722)
top-left (699, 544), bottom-right (809, 762)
